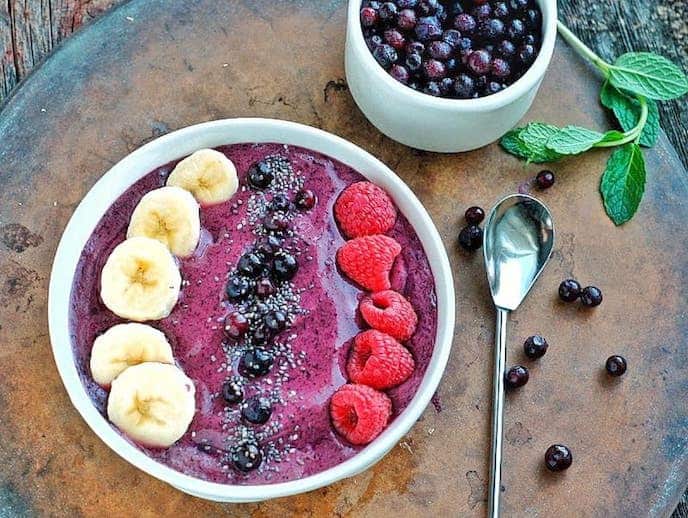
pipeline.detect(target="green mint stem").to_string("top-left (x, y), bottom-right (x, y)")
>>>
top-left (594, 96), bottom-right (649, 148)
top-left (557, 21), bottom-right (611, 75)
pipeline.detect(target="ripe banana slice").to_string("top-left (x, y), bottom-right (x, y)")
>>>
top-left (107, 362), bottom-right (196, 448)
top-left (127, 186), bottom-right (200, 257)
top-left (101, 236), bottom-right (181, 322)
top-left (166, 148), bottom-right (238, 205)
top-left (90, 323), bottom-right (174, 387)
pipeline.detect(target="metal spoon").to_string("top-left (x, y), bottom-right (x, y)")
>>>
top-left (483, 194), bottom-right (555, 518)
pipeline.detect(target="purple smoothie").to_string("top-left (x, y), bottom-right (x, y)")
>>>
top-left (69, 143), bottom-right (438, 484)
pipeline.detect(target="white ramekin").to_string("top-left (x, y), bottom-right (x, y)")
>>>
top-left (345, 0), bottom-right (558, 152)
top-left (48, 118), bottom-right (455, 502)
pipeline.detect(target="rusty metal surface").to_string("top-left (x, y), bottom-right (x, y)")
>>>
top-left (1, 0), bottom-right (687, 516)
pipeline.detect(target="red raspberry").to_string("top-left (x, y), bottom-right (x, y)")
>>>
top-left (347, 330), bottom-right (415, 390)
top-left (329, 383), bottom-right (392, 445)
top-left (336, 235), bottom-right (401, 291)
top-left (334, 182), bottom-right (397, 238)
top-left (359, 290), bottom-right (418, 341)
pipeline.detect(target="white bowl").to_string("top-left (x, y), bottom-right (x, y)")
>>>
top-left (345, 0), bottom-right (558, 152)
top-left (48, 118), bottom-right (455, 502)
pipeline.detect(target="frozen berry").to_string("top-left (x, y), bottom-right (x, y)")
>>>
top-left (467, 49), bottom-right (492, 75)
top-left (442, 29), bottom-right (462, 47)
top-left (418, 0), bottom-right (439, 16)
top-left (240, 348), bottom-right (273, 378)
top-left (406, 41), bottom-right (425, 55)
top-left (329, 384), bottom-right (392, 445)
top-left (247, 161), bottom-right (273, 189)
top-left (294, 189), bottom-right (317, 211)
top-left (545, 444), bottom-right (573, 472)
top-left (272, 252), bottom-right (298, 282)
top-left (226, 275), bottom-right (251, 301)
top-left (471, 4), bottom-right (492, 19)
top-left (336, 235), bottom-right (401, 292)
top-left (453, 13), bottom-right (476, 34)
top-left (405, 52), bottom-right (423, 72)
top-left (454, 74), bottom-right (476, 98)
top-left (415, 16), bottom-right (443, 41)
top-left (517, 43), bottom-right (536, 66)
top-left (479, 18), bottom-right (505, 40)
top-left (458, 225), bottom-right (483, 251)
top-left (424, 81), bottom-right (442, 96)
top-left (359, 290), bottom-right (418, 341)
top-left (378, 2), bottom-right (397, 22)
top-left (428, 40), bottom-right (452, 60)
top-left (497, 39), bottom-right (516, 57)
top-left (536, 169), bottom-right (555, 189)
top-left (254, 235), bottom-right (281, 258)
top-left (384, 28), bottom-right (406, 50)
top-left (524, 335), bottom-right (548, 359)
top-left (423, 59), bottom-right (446, 79)
top-left (581, 286), bottom-right (603, 307)
top-left (491, 58), bottom-right (511, 78)
top-left (605, 355), bottom-right (627, 377)
top-left (390, 64), bottom-right (410, 84)
top-left (360, 7), bottom-right (378, 27)
top-left (241, 396), bottom-right (272, 425)
top-left (263, 213), bottom-right (289, 233)
top-left (231, 440), bottom-right (263, 471)
top-left (224, 311), bottom-right (249, 339)
top-left (507, 19), bottom-right (526, 41)
top-left (493, 2), bottom-right (510, 18)
top-left (398, 9), bottom-right (417, 30)
top-left (558, 279), bottom-right (581, 302)
top-left (465, 206), bottom-right (485, 224)
top-left (505, 365), bottom-right (529, 389)
top-left (222, 378), bottom-right (243, 404)
top-left (373, 44), bottom-right (398, 69)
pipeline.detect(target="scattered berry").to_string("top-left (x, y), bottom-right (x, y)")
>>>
top-left (241, 396), bottom-right (273, 425)
top-left (347, 330), bottom-right (415, 390)
top-left (359, 290), bottom-right (418, 341)
top-left (545, 444), bottom-right (573, 472)
top-left (458, 225), bottom-right (483, 251)
top-left (240, 348), bottom-right (273, 378)
top-left (337, 235), bottom-right (402, 291)
top-left (524, 335), bottom-right (548, 359)
top-left (536, 169), bottom-right (555, 189)
top-left (224, 311), bottom-right (249, 339)
top-left (334, 182), bottom-right (397, 238)
top-left (558, 279), bottom-right (581, 302)
top-left (605, 355), bottom-right (627, 377)
top-left (294, 189), bottom-right (317, 211)
top-left (265, 310), bottom-right (288, 333)
top-left (505, 365), bottom-right (529, 389)
top-left (272, 252), bottom-right (298, 282)
top-left (247, 160), bottom-right (273, 189)
top-left (237, 252), bottom-right (265, 278)
top-left (231, 440), bottom-right (263, 471)
top-left (255, 278), bottom-right (276, 297)
top-left (580, 286), bottom-right (603, 307)
top-left (329, 384), bottom-right (392, 445)
top-left (222, 378), bottom-right (243, 404)
top-left (270, 193), bottom-right (291, 212)
top-left (465, 206), bottom-right (485, 225)
top-left (226, 275), bottom-right (251, 301)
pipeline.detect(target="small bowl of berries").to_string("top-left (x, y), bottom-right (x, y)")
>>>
top-left (345, 0), bottom-right (557, 152)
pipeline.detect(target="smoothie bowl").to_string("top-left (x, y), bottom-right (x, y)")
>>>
top-left (48, 118), bottom-right (455, 502)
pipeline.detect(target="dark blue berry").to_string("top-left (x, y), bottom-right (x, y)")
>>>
top-left (406, 41), bottom-right (425, 55)
top-left (272, 252), bottom-right (298, 281)
top-left (454, 73), bottom-right (476, 98)
top-left (254, 235), bottom-right (281, 258)
top-left (390, 64), bottom-right (410, 84)
top-left (497, 39), bottom-right (516, 57)
top-left (265, 310), bottom-right (288, 332)
top-left (263, 213), bottom-right (289, 233)
top-left (524, 335), bottom-right (548, 359)
top-left (231, 440), bottom-right (263, 471)
top-left (397, 9), bottom-right (417, 30)
top-left (606, 355), bottom-right (627, 377)
top-left (415, 16), bottom-right (442, 41)
top-left (558, 279), bottom-right (581, 302)
top-left (294, 189), bottom-right (317, 210)
top-left (222, 378), bottom-right (243, 404)
top-left (471, 4), bottom-right (492, 19)
top-left (240, 348), bottom-right (273, 377)
top-left (423, 81), bottom-right (442, 96)
top-left (226, 275), bottom-right (251, 301)
top-left (224, 311), bottom-right (249, 339)
top-left (241, 396), bottom-right (272, 425)
top-left (505, 365), bottom-right (529, 389)
top-left (247, 161), bottom-right (273, 189)
top-left (423, 59), bottom-right (446, 79)
top-left (270, 193), bottom-right (291, 212)
top-left (405, 52), bottom-right (423, 72)
top-left (417, 0), bottom-right (439, 16)
top-left (465, 206), bottom-right (485, 224)
top-left (485, 81), bottom-right (504, 95)
top-left (507, 19), bottom-right (526, 42)
top-left (494, 2), bottom-right (510, 18)
top-left (467, 49), bottom-right (492, 75)
top-left (479, 18), bottom-right (505, 40)
top-left (439, 77), bottom-right (455, 95)
top-left (442, 29), bottom-right (462, 47)
top-left (453, 13), bottom-right (476, 34)
top-left (545, 444), bottom-right (572, 472)
top-left (458, 224), bottom-right (483, 250)
top-left (581, 286), bottom-right (603, 307)
top-left (238, 252), bottom-right (264, 278)
top-left (517, 43), bottom-right (536, 66)
top-left (536, 169), bottom-right (555, 189)
top-left (491, 58), bottom-right (511, 78)
top-left (378, 2), bottom-right (397, 22)
top-left (372, 44), bottom-right (398, 69)
top-left (428, 40), bottom-right (452, 60)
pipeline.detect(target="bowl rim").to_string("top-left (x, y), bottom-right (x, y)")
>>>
top-left (48, 118), bottom-right (455, 502)
top-left (346, 0), bottom-right (558, 112)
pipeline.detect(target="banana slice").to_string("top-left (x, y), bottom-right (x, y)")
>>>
top-left (107, 362), bottom-right (196, 448)
top-left (166, 148), bottom-right (238, 205)
top-left (101, 236), bottom-right (181, 322)
top-left (90, 323), bottom-right (174, 387)
top-left (127, 186), bottom-right (200, 257)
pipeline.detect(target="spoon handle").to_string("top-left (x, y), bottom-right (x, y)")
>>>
top-left (488, 307), bottom-right (509, 518)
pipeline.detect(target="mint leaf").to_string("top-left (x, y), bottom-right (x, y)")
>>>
top-left (600, 81), bottom-right (659, 147)
top-left (600, 130), bottom-right (626, 142)
top-left (500, 128), bottom-right (531, 159)
top-left (546, 125), bottom-right (605, 155)
top-left (600, 143), bottom-right (646, 225)
top-left (518, 123), bottom-right (565, 163)
top-left (608, 52), bottom-right (688, 101)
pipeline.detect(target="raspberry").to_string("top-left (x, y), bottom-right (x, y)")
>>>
top-left (347, 330), bottom-right (415, 390)
top-left (329, 384), bottom-right (392, 445)
top-left (359, 290), bottom-right (418, 341)
top-left (334, 182), bottom-right (397, 238)
top-left (336, 235), bottom-right (401, 291)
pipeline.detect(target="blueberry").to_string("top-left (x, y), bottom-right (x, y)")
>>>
top-left (384, 28), bottom-right (406, 50)
top-left (509, 0), bottom-right (529, 13)
top-left (238, 252), bottom-right (265, 278)
top-left (544, 444), bottom-right (573, 472)
top-left (231, 440), bottom-right (263, 472)
top-left (406, 41), bottom-right (425, 55)
top-left (471, 4), bottom-right (492, 19)
top-left (439, 77), bottom-right (455, 95)
top-left (372, 44), bottom-right (398, 69)
top-left (270, 193), bottom-right (291, 212)
top-left (378, 2), bottom-right (397, 22)
top-left (423, 81), bottom-right (442, 96)
top-left (524, 8), bottom-right (541, 29)
top-left (265, 310), bottom-right (288, 332)
top-left (224, 311), bottom-right (249, 339)
top-left (240, 348), bottom-right (273, 377)
top-left (453, 13), bottom-right (476, 34)
top-left (497, 39), bottom-right (516, 57)
top-left (464, 206), bottom-right (485, 224)
top-left (478, 18), bottom-right (505, 40)
top-left (251, 325), bottom-right (273, 346)
top-left (491, 58), bottom-right (511, 78)
top-left (524, 335), bottom-right (548, 359)
top-left (272, 252), bottom-right (298, 281)
top-left (442, 29), bottom-right (462, 47)
top-left (390, 64), bottom-right (410, 84)
top-left (423, 59), bottom-right (446, 79)
top-left (397, 9), bottom-right (417, 30)
top-left (360, 7), bottom-right (378, 28)
top-left (415, 16), bottom-right (443, 41)
top-left (367, 35), bottom-right (384, 50)
top-left (474, 75), bottom-right (488, 91)
top-left (428, 41), bottom-right (452, 60)
top-left (255, 278), bottom-right (276, 297)
top-left (558, 279), bottom-right (581, 302)
top-left (505, 365), bottom-right (529, 389)
top-left (605, 355), bottom-right (627, 377)
top-left (536, 169), bottom-right (555, 189)
top-left (507, 19), bottom-right (526, 42)
top-left (396, 0), bottom-right (417, 7)
top-left (485, 81), bottom-right (504, 95)
top-left (247, 161), bottom-right (273, 189)
top-left (445, 58), bottom-right (459, 73)
top-left (517, 44), bottom-right (537, 66)
top-left (263, 213), bottom-right (289, 233)
top-left (241, 396), bottom-right (273, 425)
top-left (446, 1), bottom-right (464, 16)
top-left (581, 286), bottom-right (603, 307)
top-left (458, 224), bottom-right (483, 251)
top-left (294, 189), bottom-right (317, 210)
top-left (493, 2), bottom-right (510, 18)
top-left (405, 53), bottom-right (423, 72)
top-left (454, 73), bottom-right (476, 98)
top-left (222, 378), bottom-right (244, 404)
top-left (523, 33), bottom-right (539, 46)
top-left (254, 235), bottom-right (282, 258)
top-left (467, 49), bottom-right (492, 75)
top-left (417, 0), bottom-right (439, 16)
top-left (226, 275), bottom-right (251, 301)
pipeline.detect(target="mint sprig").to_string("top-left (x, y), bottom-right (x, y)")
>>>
top-left (499, 21), bottom-right (688, 225)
